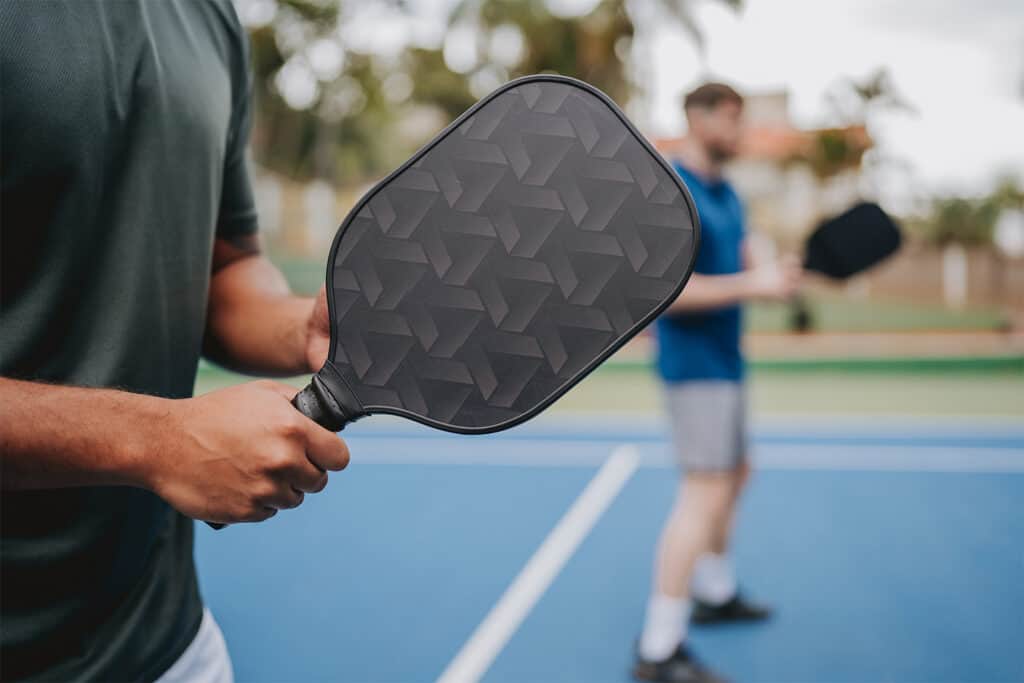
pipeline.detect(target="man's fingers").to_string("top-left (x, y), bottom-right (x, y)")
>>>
top-left (264, 486), bottom-right (304, 511)
top-left (288, 463), bottom-right (329, 493)
top-left (301, 422), bottom-right (351, 472)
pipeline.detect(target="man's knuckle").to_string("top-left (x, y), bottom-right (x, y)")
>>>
top-left (253, 480), bottom-right (277, 502)
top-left (277, 414), bottom-right (306, 440)
top-left (265, 448), bottom-right (296, 472)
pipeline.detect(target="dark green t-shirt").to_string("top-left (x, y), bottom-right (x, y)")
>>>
top-left (1, 1), bottom-right (258, 679)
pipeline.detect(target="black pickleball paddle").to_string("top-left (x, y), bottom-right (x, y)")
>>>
top-left (790, 201), bottom-right (902, 331)
top-left (804, 202), bottom-right (902, 280)
top-left (290, 75), bottom-right (700, 434)
top-left (209, 75), bottom-right (699, 528)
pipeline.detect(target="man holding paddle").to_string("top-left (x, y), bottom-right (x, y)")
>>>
top-left (0, 2), bottom-right (349, 681)
top-left (634, 83), bottom-right (802, 683)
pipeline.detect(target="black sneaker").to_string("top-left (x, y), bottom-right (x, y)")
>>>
top-left (691, 592), bottom-right (773, 625)
top-left (633, 643), bottom-right (729, 683)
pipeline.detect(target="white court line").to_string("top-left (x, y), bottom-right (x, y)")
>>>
top-left (436, 445), bottom-right (640, 683)
top-left (351, 441), bottom-right (1024, 473)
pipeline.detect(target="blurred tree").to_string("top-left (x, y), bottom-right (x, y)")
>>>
top-left (911, 178), bottom-right (1023, 247)
top-left (922, 197), bottom-right (1001, 246)
top-left (789, 68), bottom-right (914, 182)
top-left (787, 127), bottom-right (872, 181)
top-left (826, 68), bottom-right (915, 126)
top-left (405, 46), bottom-right (477, 121)
top-left (413, 0), bottom-right (741, 118)
top-left (237, 0), bottom-right (741, 181)
top-left (241, 0), bottom-right (405, 181)
top-left (448, 0), bottom-right (633, 104)
top-left (991, 175), bottom-right (1024, 209)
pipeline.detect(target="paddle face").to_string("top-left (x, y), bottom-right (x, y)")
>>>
top-left (317, 75), bottom-right (699, 433)
top-left (804, 202), bottom-right (902, 280)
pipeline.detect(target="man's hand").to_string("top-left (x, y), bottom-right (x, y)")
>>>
top-left (745, 255), bottom-right (802, 301)
top-left (305, 286), bottom-right (331, 373)
top-left (148, 381), bottom-right (350, 524)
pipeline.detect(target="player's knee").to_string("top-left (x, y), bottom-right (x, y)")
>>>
top-left (684, 471), bottom-right (734, 511)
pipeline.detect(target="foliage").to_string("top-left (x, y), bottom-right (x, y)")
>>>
top-left (911, 177), bottom-right (1024, 246)
top-left (825, 67), bottom-right (915, 126)
top-left (788, 127), bottom-right (872, 180)
top-left (426, 0), bottom-right (742, 114)
top-left (243, 0), bottom-right (405, 180)
top-left (435, 0), bottom-right (635, 110)
top-left (788, 67), bottom-right (911, 181)
top-left (238, 0), bottom-right (739, 182)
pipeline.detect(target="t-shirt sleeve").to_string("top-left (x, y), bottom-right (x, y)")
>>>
top-left (216, 19), bottom-right (258, 239)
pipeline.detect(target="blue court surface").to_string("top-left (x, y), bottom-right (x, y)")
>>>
top-left (196, 415), bottom-right (1024, 683)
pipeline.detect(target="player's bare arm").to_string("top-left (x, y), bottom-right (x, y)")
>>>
top-left (665, 243), bottom-right (801, 314)
top-left (0, 377), bottom-right (349, 524)
top-left (204, 233), bottom-right (330, 376)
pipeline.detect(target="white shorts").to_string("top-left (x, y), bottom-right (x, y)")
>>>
top-left (156, 608), bottom-right (233, 683)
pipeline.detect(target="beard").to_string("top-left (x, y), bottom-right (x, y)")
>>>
top-left (707, 143), bottom-right (737, 164)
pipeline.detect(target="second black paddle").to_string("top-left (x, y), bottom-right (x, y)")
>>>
top-left (791, 201), bottom-right (902, 332)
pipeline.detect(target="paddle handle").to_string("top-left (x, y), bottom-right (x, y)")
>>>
top-left (290, 377), bottom-right (353, 432)
top-left (205, 372), bottom-right (359, 530)
top-left (788, 292), bottom-right (814, 333)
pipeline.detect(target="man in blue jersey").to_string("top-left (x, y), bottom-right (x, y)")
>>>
top-left (633, 83), bottom-right (802, 683)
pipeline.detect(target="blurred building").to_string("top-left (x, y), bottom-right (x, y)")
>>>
top-left (654, 90), bottom-right (872, 246)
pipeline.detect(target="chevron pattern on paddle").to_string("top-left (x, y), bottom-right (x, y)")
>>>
top-left (327, 78), bottom-right (698, 430)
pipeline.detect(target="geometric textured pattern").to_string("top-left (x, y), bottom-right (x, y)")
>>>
top-left (325, 75), bottom-right (699, 431)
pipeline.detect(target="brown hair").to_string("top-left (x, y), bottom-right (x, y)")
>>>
top-left (683, 82), bottom-right (743, 112)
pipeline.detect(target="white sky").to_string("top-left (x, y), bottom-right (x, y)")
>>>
top-left (643, 0), bottom-right (1024, 196)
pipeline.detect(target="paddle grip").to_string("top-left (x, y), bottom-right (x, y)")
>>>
top-left (788, 292), bottom-right (814, 333)
top-left (290, 375), bottom-right (353, 432)
top-left (204, 372), bottom-right (359, 531)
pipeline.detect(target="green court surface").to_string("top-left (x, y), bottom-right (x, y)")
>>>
top-left (746, 296), bottom-right (1008, 333)
top-left (194, 361), bottom-right (1024, 418)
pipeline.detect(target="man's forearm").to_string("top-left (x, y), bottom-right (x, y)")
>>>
top-left (665, 272), bottom-right (753, 313)
top-left (0, 378), bottom-right (164, 491)
top-left (204, 251), bottom-right (315, 376)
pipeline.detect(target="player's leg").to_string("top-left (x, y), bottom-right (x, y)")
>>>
top-left (702, 460), bottom-right (747, 556)
top-left (634, 382), bottom-right (735, 683)
top-left (635, 474), bottom-right (733, 683)
top-left (709, 383), bottom-right (751, 556)
top-left (690, 386), bottom-right (772, 624)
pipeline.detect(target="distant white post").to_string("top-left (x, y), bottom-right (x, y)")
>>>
top-left (303, 179), bottom-right (336, 251)
top-left (255, 173), bottom-right (282, 236)
top-left (942, 242), bottom-right (968, 308)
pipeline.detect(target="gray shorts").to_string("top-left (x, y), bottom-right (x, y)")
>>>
top-left (663, 381), bottom-right (748, 472)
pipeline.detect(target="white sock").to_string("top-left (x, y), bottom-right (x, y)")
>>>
top-left (691, 553), bottom-right (737, 606)
top-left (639, 593), bottom-right (691, 661)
